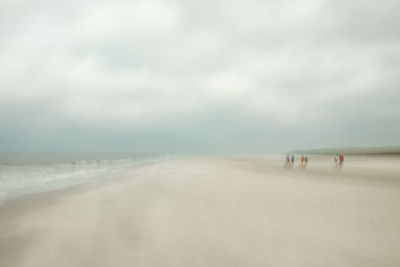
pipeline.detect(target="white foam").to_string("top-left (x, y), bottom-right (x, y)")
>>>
top-left (0, 156), bottom-right (170, 201)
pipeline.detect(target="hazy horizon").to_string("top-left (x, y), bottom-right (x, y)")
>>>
top-left (1, 0), bottom-right (399, 153)
top-left (1, 145), bottom-right (400, 156)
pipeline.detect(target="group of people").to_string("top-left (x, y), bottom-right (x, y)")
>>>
top-left (285, 154), bottom-right (308, 169)
top-left (285, 154), bottom-right (345, 170)
top-left (334, 154), bottom-right (344, 169)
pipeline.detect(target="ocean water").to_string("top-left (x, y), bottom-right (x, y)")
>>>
top-left (0, 152), bottom-right (173, 204)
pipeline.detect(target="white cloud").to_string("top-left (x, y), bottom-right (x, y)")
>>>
top-left (0, 0), bottom-right (399, 152)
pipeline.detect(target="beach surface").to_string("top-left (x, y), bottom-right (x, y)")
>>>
top-left (1, 156), bottom-right (400, 267)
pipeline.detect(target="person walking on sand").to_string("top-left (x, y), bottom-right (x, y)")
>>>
top-left (339, 154), bottom-right (344, 169)
top-left (334, 154), bottom-right (339, 168)
top-left (285, 155), bottom-right (290, 168)
top-left (291, 155), bottom-right (294, 169)
top-left (304, 155), bottom-right (308, 169)
top-left (300, 155), bottom-right (304, 169)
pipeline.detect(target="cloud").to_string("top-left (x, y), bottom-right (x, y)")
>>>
top-left (0, 0), bottom-right (399, 152)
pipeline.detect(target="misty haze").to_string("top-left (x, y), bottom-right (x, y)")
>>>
top-left (0, 0), bottom-right (400, 266)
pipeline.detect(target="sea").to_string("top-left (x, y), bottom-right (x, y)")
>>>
top-left (0, 151), bottom-right (174, 204)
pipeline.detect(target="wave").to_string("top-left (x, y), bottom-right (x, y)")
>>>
top-left (0, 153), bottom-right (175, 204)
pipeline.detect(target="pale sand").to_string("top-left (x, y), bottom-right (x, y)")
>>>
top-left (1, 156), bottom-right (400, 267)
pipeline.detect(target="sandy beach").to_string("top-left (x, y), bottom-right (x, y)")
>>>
top-left (1, 156), bottom-right (400, 267)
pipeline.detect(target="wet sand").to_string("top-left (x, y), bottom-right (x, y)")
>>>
top-left (1, 156), bottom-right (400, 267)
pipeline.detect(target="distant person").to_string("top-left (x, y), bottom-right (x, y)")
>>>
top-left (291, 155), bottom-right (294, 169)
top-left (334, 154), bottom-right (339, 168)
top-left (285, 155), bottom-right (290, 168)
top-left (304, 155), bottom-right (308, 169)
top-left (339, 154), bottom-right (344, 169)
top-left (300, 155), bottom-right (304, 169)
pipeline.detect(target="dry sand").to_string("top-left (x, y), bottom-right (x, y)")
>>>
top-left (1, 156), bottom-right (400, 267)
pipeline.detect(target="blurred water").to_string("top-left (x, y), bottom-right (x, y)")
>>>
top-left (0, 152), bottom-right (175, 203)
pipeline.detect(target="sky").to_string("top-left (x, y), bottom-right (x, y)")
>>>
top-left (0, 0), bottom-right (399, 153)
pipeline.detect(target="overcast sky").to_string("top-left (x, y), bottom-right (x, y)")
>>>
top-left (0, 0), bottom-right (399, 153)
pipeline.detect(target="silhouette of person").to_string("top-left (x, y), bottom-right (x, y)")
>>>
top-left (291, 155), bottom-right (294, 169)
top-left (285, 155), bottom-right (290, 168)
